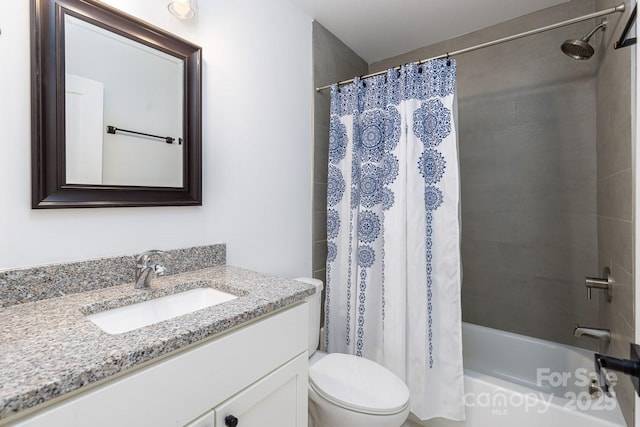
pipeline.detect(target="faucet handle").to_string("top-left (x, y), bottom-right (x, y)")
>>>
top-left (154, 264), bottom-right (167, 276)
top-left (585, 267), bottom-right (613, 302)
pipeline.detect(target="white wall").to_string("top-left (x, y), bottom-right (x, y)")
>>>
top-left (0, 0), bottom-right (313, 278)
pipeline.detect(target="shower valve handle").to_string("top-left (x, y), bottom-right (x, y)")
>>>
top-left (585, 267), bottom-right (613, 302)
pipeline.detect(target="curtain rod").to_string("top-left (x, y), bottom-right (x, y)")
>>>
top-left (316, 3), bottom-right (625, 92)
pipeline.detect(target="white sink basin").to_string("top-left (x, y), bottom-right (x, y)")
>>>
top-left (86, 288), bottom-right (238, 334)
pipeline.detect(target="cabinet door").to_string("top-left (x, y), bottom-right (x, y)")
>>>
top-left (215, 353), bottom-right (308, 427)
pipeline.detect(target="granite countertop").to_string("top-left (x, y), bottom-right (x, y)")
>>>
top-left (0, 265), bottom-right (315, 421)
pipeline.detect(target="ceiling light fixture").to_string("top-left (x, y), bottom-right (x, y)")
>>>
top-left (168, 0), bottom-right (195, 19)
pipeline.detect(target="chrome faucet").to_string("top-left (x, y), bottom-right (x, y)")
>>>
top-left (573, 324), bottom-right (611, 342)
top-left (135, 250), bottom-right (168, 289)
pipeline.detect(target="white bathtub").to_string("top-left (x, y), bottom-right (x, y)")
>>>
top-left (415, 323), bottom-right (628, 427)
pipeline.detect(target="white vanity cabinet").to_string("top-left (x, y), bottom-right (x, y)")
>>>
top-left (11, 303), bottom-right (308, 427)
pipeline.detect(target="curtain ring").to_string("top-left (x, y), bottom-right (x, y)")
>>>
top-left (446, 53), bottom-right (451, 67)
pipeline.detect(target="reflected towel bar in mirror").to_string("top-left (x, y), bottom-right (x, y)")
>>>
top-left (106, 125), bottom-right (181, 145)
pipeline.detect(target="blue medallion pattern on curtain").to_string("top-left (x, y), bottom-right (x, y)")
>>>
top-left (325, 60), bottom-right (465, 421)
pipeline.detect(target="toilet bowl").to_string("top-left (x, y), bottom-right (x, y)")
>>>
top-left (295, 278), bottom-right (410, 427)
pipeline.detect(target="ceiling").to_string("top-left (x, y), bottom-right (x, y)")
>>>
top-left (287, 0), bottom-right (569, 63)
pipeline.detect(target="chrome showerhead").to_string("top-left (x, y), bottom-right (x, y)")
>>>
top-left (561, 20), bottom-right (607, 60)
top-left (561, 38), bottom-right (595, 59)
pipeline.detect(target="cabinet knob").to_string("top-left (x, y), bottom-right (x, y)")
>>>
top-left (225, 415), bottom-right (239, 427)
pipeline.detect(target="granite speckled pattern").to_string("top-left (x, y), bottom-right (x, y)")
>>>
top-left (0, 244), bottom-right (226, 308)
top-left (0, 265), bottom-right (314, 421)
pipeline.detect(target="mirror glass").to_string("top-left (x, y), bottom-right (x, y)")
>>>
top-left (65, 15), bottom-right (184, 188)
top-left (32, 0), bottom-right (202, 208)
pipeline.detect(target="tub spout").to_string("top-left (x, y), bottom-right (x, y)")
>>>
top-left (573, 324), bottom-right (611, 342)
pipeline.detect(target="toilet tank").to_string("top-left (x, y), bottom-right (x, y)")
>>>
top-left (294, 277), bottom-right (324, 356)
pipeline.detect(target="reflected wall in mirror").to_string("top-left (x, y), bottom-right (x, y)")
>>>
top-left (32, 0), bottom-right (202, 208)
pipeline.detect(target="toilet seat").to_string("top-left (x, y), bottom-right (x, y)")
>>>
top-left (309, 353), bottom-right (410, 416)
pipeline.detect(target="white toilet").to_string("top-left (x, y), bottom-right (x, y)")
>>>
top-left (296, 278), bottom-right (411, 427)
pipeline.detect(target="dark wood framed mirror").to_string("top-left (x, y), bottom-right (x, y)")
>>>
top-left (31, 0), bottom-right (202, 208)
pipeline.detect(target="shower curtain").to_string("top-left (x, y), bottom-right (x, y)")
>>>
top-left (325, 60), bottom-right (464, 421)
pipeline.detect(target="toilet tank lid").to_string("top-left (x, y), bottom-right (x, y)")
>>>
top-left (293, 277), bottom-right (323, 293)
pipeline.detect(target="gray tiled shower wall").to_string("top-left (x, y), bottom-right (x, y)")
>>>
top-left (0, 244), bottom-right (226, 308)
